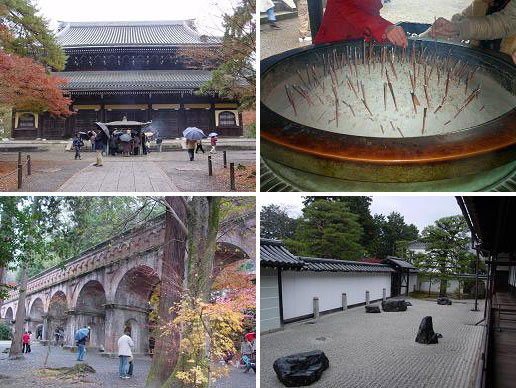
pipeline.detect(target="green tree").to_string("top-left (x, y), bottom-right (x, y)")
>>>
top-left (371, 212), bottom-right (419, 258)
top-left (287, 199), bottom-right (364, 260)
top-left (260, 204), bottom-right (296, 240)
top-left (420, 215), bottom-right (471, 296)
top-left (180, 0), bottom-right (256, 110)
top-left (0, 0), bottom-right (66, 70)
top-left (302, 196), bottom-right (375, 253)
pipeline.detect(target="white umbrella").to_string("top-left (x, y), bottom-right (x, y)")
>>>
top-left (208, 132), bottom-right (218, 137)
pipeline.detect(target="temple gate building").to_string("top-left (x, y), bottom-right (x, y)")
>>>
top-left (11, 20), bottom-right (243, 139)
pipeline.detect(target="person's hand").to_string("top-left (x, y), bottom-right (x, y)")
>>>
top-left (431, 17), bottom-right (459, 38)
top-left (384, 25), bottom-right (408, 48)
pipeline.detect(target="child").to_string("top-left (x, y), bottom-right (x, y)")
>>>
top-left (210, 135), bottom-right (218, 154)
top-left (72, 134), bottom-right (83, 160)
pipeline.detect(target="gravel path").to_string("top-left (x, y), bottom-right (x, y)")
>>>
top-left (260, 297), bottom-right (484, 388)
top-left (0, 342), bottom-right (256, 387)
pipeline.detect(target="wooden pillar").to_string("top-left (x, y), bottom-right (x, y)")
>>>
top-left (342, 293), bottom-right (347, 311)
top-left (178, 105), bottom-right (186, 132)
top-left (383, 288), bottom-right (387, 302)
top-left (11, 109), bottom-right (16, 138)
top-left (366, 290), bottom-right (370, 305)
top-left (209, 103), bottom-right (216, 133)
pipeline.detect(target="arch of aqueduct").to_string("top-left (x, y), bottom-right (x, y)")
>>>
top-left (1, 213), bottom-right (255, 354)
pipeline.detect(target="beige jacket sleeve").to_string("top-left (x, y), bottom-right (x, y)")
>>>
top-left (456, 0), bottom-right (516, 40)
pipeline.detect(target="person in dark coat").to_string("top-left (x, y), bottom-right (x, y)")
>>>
top-left (94, 130), bottom-right (108, 167)
top-left (72, 134), bottom-right (83, 160)
top-left (195, 139), bottom-right (205, 154)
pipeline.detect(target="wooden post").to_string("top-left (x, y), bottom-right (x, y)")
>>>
top-left (342, 293), bottom-right (347, 311)
top-left (208, 156), bottom-right (213, 176)
top-left (17, 151), bottom-right (21, 165)
top-left (313, 297), bottom-right (319, 320)
top-left (223, 151), bottom-right (227, 168)
top-left (17, 162), bottom-right (22, 189)
top-left (383, 288), bottom-right (387, 302)
top-left (230, 163), bottom-right (235, 190)
top-left (27, 155), bottom-right (31, 176)
top-left (366, 290), bottom-right (370, 305)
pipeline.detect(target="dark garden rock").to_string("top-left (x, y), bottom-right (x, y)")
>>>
top-left (273, 350), bottom-right (329, 387)
top-left (415, 316), bottom-right (441, 344)
top-left (437, 297), bottom-right (452, 305)
top-left (381, 300), bottom-right (407, 312)
top-left (405, 301), bottom-right (413, 306)
top-left (365, 305), bottom-right (381, 313)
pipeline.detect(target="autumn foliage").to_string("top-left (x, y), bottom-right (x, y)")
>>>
top-left (0, 50), bottom-right (72, 116)
top-left (161, 262), bottom-right (255, 387)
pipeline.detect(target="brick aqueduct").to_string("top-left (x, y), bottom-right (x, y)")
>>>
top-left (0, 214), bottom-right (255, 354)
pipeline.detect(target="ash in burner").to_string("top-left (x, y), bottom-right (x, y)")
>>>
top-left (264, 40), bottom-right (516, 138)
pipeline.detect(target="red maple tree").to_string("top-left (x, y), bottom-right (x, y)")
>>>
top-left (0, 50), bottom-right (72, 117)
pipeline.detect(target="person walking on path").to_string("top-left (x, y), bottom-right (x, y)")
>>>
top-left (72, 134), bottom-right (83, 160)
top-left (22, 331), bottom-right (30, 353)
top-left (94, 130), bottom-right (108, 167)
top-left (118, 330), bottom-right (134, 379)
top-left (186, 139), bottom-right (196, 161)
top-left (261, 0), bottom-right (281, 29)
top-left (210, 135), bottom-right (218, 154)
top-left (75, 326), bottom-right (90, 361)
top-left (297, 0), bottom-right (311, 42)
top-left (195, 139), bottom-right (205, 154)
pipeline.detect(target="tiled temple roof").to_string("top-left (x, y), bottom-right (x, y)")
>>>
top-left (54, 69), bottom-right (213, 91)
top-left (56, 20), bottom-right (219, 48)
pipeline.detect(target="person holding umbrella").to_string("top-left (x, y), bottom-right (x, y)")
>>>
top-left (75, 326), bottom-right (90, 361)
top-left (183, 127), bottom-right (205, 161)
top-left (94, 123), bottom-right (109, 167)
top-left (120, 130), bottom-right (132, 157)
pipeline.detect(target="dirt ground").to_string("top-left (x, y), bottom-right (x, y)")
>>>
top-left (380, 0), bottom-right (471, 24)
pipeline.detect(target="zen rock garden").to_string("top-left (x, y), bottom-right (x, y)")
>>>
top-left (273, 350), bottom-right (329, 387)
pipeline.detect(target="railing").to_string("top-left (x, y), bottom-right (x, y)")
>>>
top-left (0, 152), bottom-right (31, 190)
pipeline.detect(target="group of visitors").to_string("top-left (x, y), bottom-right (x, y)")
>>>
top-left (72, 326), bottom-right (135, 379)
top-left (240, 332), bottom-right (256, 373)
top-left (22, 331), bottom-right (32, 353)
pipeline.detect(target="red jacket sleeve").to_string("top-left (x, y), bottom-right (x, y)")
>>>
top-left (334, 0), bottom-right (393, 43)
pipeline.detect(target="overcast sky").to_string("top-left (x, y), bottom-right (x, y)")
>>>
top-left (35, 0), bottom-right (237, 35)
top-left (260, 195), bottom-right (462, 232)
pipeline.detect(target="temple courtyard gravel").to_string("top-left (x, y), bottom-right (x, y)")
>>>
top-left (260, 297), bottom-right (483, 388)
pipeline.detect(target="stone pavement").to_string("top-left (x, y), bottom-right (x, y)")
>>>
top-left (57, 160), bottom-right (178, 192)
top-left (0, 342), bottom-right (256, 388)
top-left (0, 149), bottom-right (255, 192)
top-left (261, 297), bottom-right (484, 388)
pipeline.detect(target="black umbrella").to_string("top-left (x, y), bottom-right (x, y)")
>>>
top-left (95, 122), bottom-right (110, 138)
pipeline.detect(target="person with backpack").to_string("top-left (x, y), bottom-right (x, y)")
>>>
top-left (118, 329), bottom-right (134, 379)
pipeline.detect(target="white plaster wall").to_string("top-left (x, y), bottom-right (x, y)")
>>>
top-left (418, 279), bottom-right (461, 293)
top-left (409, 274), bottom-right (418, 292)
top-left (260, 267), bottom-right (281, 332)
top-left (281, 271), bottom-right (392, 321)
